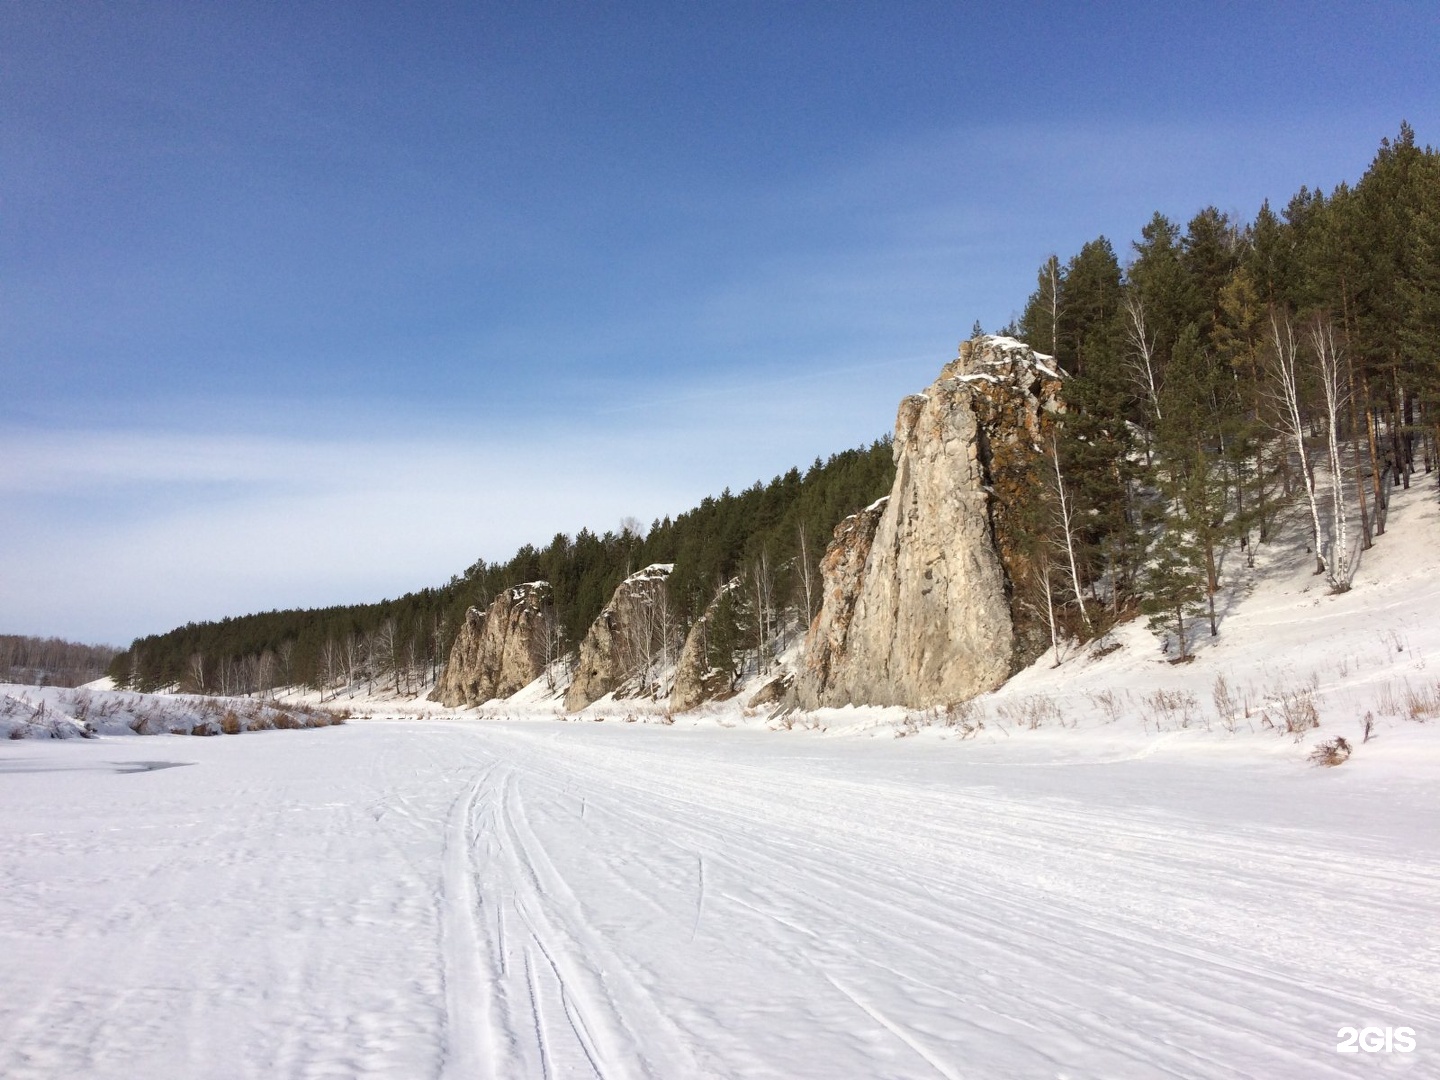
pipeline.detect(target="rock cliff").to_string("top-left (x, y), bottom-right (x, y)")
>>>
top-left (564, 564), bottom-right (676, 712)
top-left (793, 499), bottom-right (887, 706)
top-left (794, 336), bottom-right (1062, 709)
top-left (430, 580), bottom-right (552, 707)
top-left (669, 580), bottom-right (740, 713)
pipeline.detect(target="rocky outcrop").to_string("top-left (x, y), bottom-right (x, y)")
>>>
top-left (564, 564), bottom-right (675, 712)
top-left (794, 499), bottom-right (887, 705)
top-left (794, 336), bottom-right (1062, 710)
top-left (669, 580), bottom-right (740, 713)
top-left (746, 671), bottom-right (791, 709)
top-left (430, 581), bottom-right (551, 707)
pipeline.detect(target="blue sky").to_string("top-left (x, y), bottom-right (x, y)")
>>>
top-left (3, 2), bottom-right (1437, 644)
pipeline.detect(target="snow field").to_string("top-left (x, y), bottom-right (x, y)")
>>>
top-left (2, 713), bottom-right (1437, 1078)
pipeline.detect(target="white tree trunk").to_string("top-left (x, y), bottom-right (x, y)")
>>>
top-left (1311, 318), bottom-right (1353, 590)
top-left (1050, 435), bottom-right (1091, 631)
top-left (1269, 314), bottom-right (1325, 574)
top-left (1038, 552), bottom-right (1061, 666)
top-left (1122, 292), bottom-right (1163, 424)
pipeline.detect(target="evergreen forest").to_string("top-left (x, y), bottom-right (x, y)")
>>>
top-left (1003, 123), bottom-right (1438, 658)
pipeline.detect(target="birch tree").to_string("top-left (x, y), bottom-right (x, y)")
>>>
top-left (1122, 291), bottom-right (1164, 427)
top-left (796, 522), bottom-right (818, 626)
top-left (750, 552), bottom-right (777, 674)
top-left (1268, 313), bottom-right (1326, 574)
top-left (187, 652), bottom-right (207, 694)
top-left (542, 607), bottom-right (568, 693)
top-left (1048, 434), bottom-right (1091, 631)
top-left (319, 638), bottom-right (342, 703)
top-left (1311, 318), bottom-right (1354, 590)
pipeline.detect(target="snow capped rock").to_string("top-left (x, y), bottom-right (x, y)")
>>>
top-left (795, 336), bottom-right (1062, 709)
top-left (431, 581), bottom-right (552, 707)
top-left (565, 565), bottom-right (675, 712)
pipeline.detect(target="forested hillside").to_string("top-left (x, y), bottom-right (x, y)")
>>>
top-left (110, 439), bottom-right (895, 695)
top-left (993, 124), bottom-right (1439, 657)
top-left (111, 125), bottom-right (1439, 700)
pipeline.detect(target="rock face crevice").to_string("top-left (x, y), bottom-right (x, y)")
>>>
top-left (564, 564), bottom-right (676, 712)
top-left (794, 336), bottom-right (1061, 710)
top-left (430, 581), bottom-right (551, 707)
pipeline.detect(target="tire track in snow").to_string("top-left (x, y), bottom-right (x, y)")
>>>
top-left (505, 733), bottom-right (1437, 1078)
top-left (569, 738), bottom-right (1440, 999)
top-left (439, 761), bottom-right (512, 1080)
top-left (523, 946), bottom-right (555, 1080)
top-left (492, 765), bottom-right (708, 1080)
top-left (823, 973), bottom-right (964, 1080)
top-left (689, 853), bottom-right (705, 943)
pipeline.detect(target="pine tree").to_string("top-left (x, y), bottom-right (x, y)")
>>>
top-left (1140, 514), bottom-right (1207, 661)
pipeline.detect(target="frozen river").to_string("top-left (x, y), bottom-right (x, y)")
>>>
top-left (2, 718), bottom-right (1436, 1078)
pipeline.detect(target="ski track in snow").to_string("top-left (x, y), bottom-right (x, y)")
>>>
top-left (1, 720), bottom-right (1437, 1079)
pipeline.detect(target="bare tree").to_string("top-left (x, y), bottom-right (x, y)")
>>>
top-left (623, 577), bottom-right (675, 695)
top-left (277, 640), bottom-right (296, 693)
top-left (187, 652), bottom-right (207, 694)
top-left (542, 607), bottom-right (569, 693)
top-left (1038, 253), bottom-right (1061, 360)
top-left (0, 636), bottom-right (121, 687)
top-left (431, 613), bottom-right (448, 688)
top-left (374, 618), bottom-right (398, 694)
top-left (403, 633), bottom-right (421, 696)
top-left (1311, 318), bottom-right (1354, 590)
top-left (655, 590), bottom-right (678, 674)
top-left (1048, 434), bottom-right (1091, 632)
top-left (344, 634), bottom-right (362, 698)
top-left (1268, 313), bottom-right (1325, 574)
top-left (1122, 291), bottom-right (1164, 426)
top-left (1035, 550), bottom-right (1062, 666)
top-left (751, 552), bottom-right (777, 674)
top-left (256, 650), bottom-right (276, 700)
top-left (318, 638), bottom-right (342, 703)
top-left (218, 655), bottom-right (236, 697)
top-left (796, 522), bottom-right (818, 626)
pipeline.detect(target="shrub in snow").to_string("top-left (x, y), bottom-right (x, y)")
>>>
top-left (1309, 737), bottom-right (1352, 767)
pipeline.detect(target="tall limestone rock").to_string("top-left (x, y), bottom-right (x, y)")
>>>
top-left (564, 564), bottom-right (676, 712)
top-left (794, 498), bottom-right (887, 705)
top-left (430, 581), bottom-right (552, 707)
top-left (794, 336), bottom-right (1062, 710)
top-left (669, 580), bottom-right (740, 713)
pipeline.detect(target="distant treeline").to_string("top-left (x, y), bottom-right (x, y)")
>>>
top-left (110, 439), bottom-right (896, 695)
top-left (2, 635), bottom-right (120, 688)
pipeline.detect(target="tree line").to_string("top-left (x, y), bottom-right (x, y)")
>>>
top-left (109, 439), bottom-right (896, 696)
top-left (1005, 123), bottom-right (1437, 659)
top-left (1, 635), bottom-right (119, 688)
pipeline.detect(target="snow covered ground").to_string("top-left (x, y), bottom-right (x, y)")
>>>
top-left (2, 483), bottom-right (1438, 1077)
top-left (3, 712), bottom-right (1436, 1078)
top-left (0, 684), bottom-right (346, 739)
